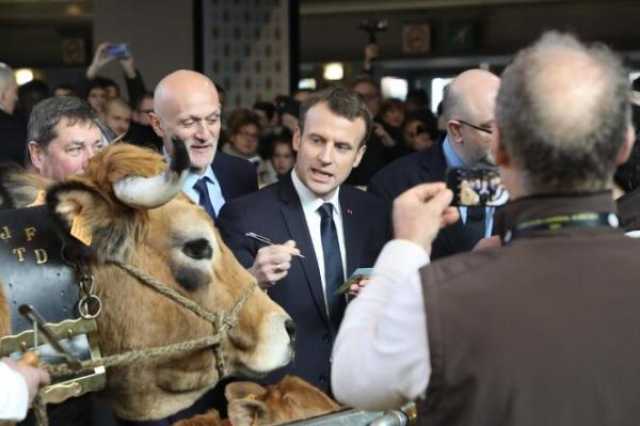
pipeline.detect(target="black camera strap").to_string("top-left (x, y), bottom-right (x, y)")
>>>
top-left (505, 212), bottom-right (618, 243)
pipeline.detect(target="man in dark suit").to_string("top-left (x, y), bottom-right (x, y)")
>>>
top-left (150, 70), bottom-right (257, 220)
top-left (0, 63), bottom-right (26, 165)
top-left (217, 87), bottom-right (389, 394)
top-left (368, 69), bottom-right (500, 259)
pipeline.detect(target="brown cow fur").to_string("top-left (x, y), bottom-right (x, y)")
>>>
top-left (0, 144), bottom-right (294, 421)
top-left (174, 375), bottom-right (341, 426)
top-left (39, 144), bottom-right (293, 420)
top-left (0, 280), bottom-right (9, 338)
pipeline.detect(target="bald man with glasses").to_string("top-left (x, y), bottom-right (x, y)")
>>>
top-left (368, 69), bottom-right (501, 258)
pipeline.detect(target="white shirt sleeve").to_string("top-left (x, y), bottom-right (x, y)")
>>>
top-left (0, 361), bottom-right (30, 421)
top-left (331, 239), bottom-right (432, 410)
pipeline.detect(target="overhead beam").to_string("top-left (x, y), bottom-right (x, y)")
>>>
top-left (301, 0), bottom-right (578, 15)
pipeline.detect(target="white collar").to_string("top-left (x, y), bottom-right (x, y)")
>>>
top-left (291, 168), bottom-right (341, 216)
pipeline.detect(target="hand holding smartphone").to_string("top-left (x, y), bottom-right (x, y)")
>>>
top-left (446, 167), bottom-right (509, 207)
top-left (105, 43), bottom-right (130, 59)
top-left (335, 268), bottom-right (373, 295)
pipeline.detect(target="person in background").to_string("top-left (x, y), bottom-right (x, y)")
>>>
top-left (16, 79), bottom-right (50, 123)
top-left (270, 135), bottom-right (296, 179)
top-left (368, 69), bottom-right (501, 259)
top-left (84, 79), bottom-right (107, 116)
top-left (0, 62), bottom-right (26, 165)
top-left (103, 97), bottom-right (132, 138)
top-left (53, 84), bottom-right (76, 98)
top-left (402, 113), bottom-right (438, 152)
top-left (125, 92), bottom-right (163, 152)
top-left (253, 101), bottom-right (278, 135)
top-left (222, 108), bottom-right (262, 163)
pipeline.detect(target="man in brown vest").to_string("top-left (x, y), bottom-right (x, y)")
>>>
top-left (332, 31), bottom-right (640, 426)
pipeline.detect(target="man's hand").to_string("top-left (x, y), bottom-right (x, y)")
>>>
top-left (348, 278), bottom-right (370, 298)
top-left (393, 182), bottom-right (459, 255)
top-left (87, 42), bottom-right (115, 79)
top-left (3, 358), bottom-right (50, 405)
top-left (249, 240), bottom-right (300, 288)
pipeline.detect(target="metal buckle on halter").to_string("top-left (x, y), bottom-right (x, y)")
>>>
top-left (0, 317), bottom-right (106, 404)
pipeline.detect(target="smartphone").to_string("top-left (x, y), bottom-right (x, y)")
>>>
top-left (106, 43), bottom-right (130, 59)
top-left (446, 167), bottom-right (508, 207)
top-left (335, 268), bottom-right (373, 295)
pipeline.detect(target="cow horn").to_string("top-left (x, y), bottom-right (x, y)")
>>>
top-left (113, 137), bottom-right (190, 208)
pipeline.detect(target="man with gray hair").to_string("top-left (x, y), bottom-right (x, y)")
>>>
top-left (0, 63), bottom-right (26, 165)
top-left (332, 31), bottom-right (640, 426)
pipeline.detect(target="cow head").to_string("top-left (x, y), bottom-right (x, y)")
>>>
top-left (39, 142), bottom-right (295, 420)
top-left (173, 375), bottom-right (341, 426)
top-left (225, 376), bottom-right (341, 425)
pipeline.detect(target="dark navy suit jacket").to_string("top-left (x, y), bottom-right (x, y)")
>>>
top-left (368, 142), bottom-right (485, 259)
top-left (211, 151), bottom-right (258, 205)
top-left (216, 174), bottom-right (390, 394)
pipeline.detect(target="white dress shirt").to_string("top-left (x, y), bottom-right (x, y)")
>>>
top-left (291, 169), bottom-right (348, 315)
top-left (182, 168), bottom-right (226, 216)
top-left (0, 361), bottom-right (29, 421)
top-left (331, 239), bottom-right (431, 410)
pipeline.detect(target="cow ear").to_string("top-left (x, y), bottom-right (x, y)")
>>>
top-left (45, 181), bottom-right (112, 263)
top-left (225, 381), bottom-right (267, 402)
top-left (227, 399), bottom-right (268, 426)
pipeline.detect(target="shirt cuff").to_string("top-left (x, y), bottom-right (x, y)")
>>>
top-left (372, 239), bottom-right (430, 280)
top-left (0, 362), bottom-right (29, 421)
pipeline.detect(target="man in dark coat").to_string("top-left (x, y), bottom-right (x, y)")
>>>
top-left (217, 88), bottom-right (389, 395)
top-left (368, 69), bottom-right (500, 259)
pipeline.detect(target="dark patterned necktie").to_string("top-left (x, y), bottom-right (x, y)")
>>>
top-left (318, 203), bottom-right (346, 329)
top-left (193, 177), bottom-right (216, 219)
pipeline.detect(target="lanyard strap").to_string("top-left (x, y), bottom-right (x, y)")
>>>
top-left (506, 212), bottom-right (618, 242)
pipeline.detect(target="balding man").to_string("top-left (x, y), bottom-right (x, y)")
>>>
top-left (0, 63), bottom-right (26, 165)
top-left (333, 32), bottom-right (640, 425)
top-left (150, 70), bottom-right (257, 220)
top-left (368, 69), bottom-right (501, 259)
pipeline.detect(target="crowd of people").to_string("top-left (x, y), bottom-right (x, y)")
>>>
top-left (2, 29), bottom-right (640, 426)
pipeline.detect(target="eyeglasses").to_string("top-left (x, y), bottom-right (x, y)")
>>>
top-left (457, 119), bottom-right (493, 135)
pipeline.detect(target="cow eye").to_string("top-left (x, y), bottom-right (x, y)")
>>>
top-left (182, 238), bottom-right (213, 260)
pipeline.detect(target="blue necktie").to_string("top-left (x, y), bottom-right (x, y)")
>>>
top-left (193, 177), bottom-right (217, 219)
top-left (318, 203), bottom-right (346, 330)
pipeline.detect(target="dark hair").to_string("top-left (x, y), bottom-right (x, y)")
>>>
top-left (17, 79), bottom-right (50, 118)
top-left (53, 83), bottom-right (77, 97)
top-left (253, 101), bottom-right (276, 121)
top-left (227, 108), bottom-right (261, 136)
top-left (85, 77), bottom-right (119, 99)
top-left (274, 96), bottom-right (300, 117)
top-left (133, 91), bottom-right (153, 111)
top-left (379, 98), bottom-right (405, 117)
top-left (299, 87), bottom-right (372, 147)
top-left (28, 96), bottom-right (97, 148)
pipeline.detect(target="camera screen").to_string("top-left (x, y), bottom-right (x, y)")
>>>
top-left (446, 168), bottom-right (509, 207)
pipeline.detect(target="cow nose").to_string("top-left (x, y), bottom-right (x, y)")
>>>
top-left (284, 318), bottom-right (296, 342)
